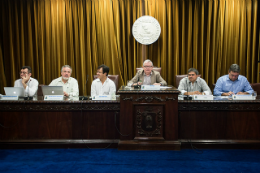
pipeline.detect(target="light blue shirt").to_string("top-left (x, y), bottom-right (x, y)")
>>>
top-left (213, 75), bottom-right (254, 96)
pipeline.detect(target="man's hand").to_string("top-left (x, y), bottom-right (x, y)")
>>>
top-left (132, 82), bottom-right (142, 86)
top-left (236, 92), bottom-right (249, 95)
top-left (21, 74), bottom-right (30, 84)
top-left (193, 91), bottom-right (202, 95)
top-left (21, 74), bottom-right (30, 89)
top-left (153, 83), bottom-right (161, 85)
top-left (184, 91), bottom-right (202, 95)
top-left (63, 91), bottom-right (69, 97)
top-left (221, 91), bottom-right (235, 96)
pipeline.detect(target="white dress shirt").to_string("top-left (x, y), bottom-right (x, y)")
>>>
top-left (14, 77), bottom-right (39, 96)
top-left (49, 77), bottom-right (79, 96)
top-left (91, 77), bottom-right (116, 97)
top-left (178, 77), bottom-right (212, 95)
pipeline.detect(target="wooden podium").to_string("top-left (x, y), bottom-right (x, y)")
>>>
top-left (118, 86), bottom-right (180, 150)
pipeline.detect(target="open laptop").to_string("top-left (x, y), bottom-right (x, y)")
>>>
top-left (4, 87), bottom-right (25, 96)
top-left (41, 86), bottom-right (64, 96)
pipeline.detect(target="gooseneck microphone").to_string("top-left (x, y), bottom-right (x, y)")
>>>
top-left (24, 79), bottom-right (33, 100)
top-left (80, 75), bottom-right (89, 100)
top-left (184, 75), bottom-right (192, 100)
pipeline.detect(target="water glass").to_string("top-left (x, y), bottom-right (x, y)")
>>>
top-left (110, 91), bottom-right (116, 100)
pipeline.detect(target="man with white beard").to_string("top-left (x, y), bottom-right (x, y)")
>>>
top-left (49, 65), bottom-right (79, 97)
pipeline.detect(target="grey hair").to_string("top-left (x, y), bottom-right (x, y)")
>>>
top-left (61, 65), bottom-right (72, 73)
top-left (188, 68), bottom-right (199, 75)
top-left (143, 59), bottom-right (153, 66)
top-left (229, 64), bottom-right (240, 73)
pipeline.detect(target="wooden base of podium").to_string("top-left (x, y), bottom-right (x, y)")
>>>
top-left (118, 140), bottom-right (181, 150)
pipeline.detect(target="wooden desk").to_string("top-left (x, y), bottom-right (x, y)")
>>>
top-left (178, 99), bottom-right (260, 149)
top-left (118, 86), bottom-right (181, 150)
top-left (0, 97), bottom-right (120, 149)
top-left (1, 95), bottom-right (260, 149)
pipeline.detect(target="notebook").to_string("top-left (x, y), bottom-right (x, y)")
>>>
top-left (4, 87), bottom-right (25, 96)
top-left (41, 86), bottom-right (64, 96)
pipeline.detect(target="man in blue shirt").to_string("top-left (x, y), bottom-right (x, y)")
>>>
top-left (214, 64), bottom-right (254, 96)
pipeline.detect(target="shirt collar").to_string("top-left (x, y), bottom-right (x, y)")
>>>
top-left (187, 77), bottom-right (199, 83)
top-left (97, 77), bottom-right (109, 83)
top-left (143, 70), bottom-right (152, 76)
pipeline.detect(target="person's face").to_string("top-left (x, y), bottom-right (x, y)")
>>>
top-left (142, 62), bottom-right (153, 75)
top-left (61, 67), bottom-right (71, 80)
top-left (20, 68), bottom-right (31, 78)
top-left (228, 71), bottom-right (239, 81)
top-left (188, 71), bottom-right (198, 83)
top-left (96, 68), bottom-right (107, 79)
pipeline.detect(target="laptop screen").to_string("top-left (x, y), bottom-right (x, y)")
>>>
top-left (41, 86), bottom-right (64, 96)
top-left (4, 87), bottom-right (25, 96)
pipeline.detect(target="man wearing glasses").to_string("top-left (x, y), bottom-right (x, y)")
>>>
top-left (178, 68), bottom-right (212, 95)
top-left (14, 66), bottom-right (39, 96)
top-left (49, 65), bottom-right (79, 97)
top-left (127, 59), bottom-right (167, 86)
top-left (213, 64), bottom-right (254, 96)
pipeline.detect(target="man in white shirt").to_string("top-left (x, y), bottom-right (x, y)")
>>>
top-left (178, 68), bottom-right (212, 95)
top-left (91, 64), bottom-right (116, 97)
top-left (14, 66), bottom-right (39, 97)
top-left (49, 65), bottom-right (79, 97)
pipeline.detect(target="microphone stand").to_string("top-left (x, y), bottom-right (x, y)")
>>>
top-left (24, 79), bottom-right (33, 100)
top-left (79, 75), bottom-right (89, 100)
top-left (184, 76), bottom-right (192, 100)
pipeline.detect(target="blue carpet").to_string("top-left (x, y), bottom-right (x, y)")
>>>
top-left (0, 148), bottom-right (260, 172)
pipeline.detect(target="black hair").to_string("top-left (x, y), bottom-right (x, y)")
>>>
top-left (188, 68), bottom-right (199, 75)
top-left (21, 66), bottom-right (32, 73)
top-left (229, 64), bottom-right (240, 73)
top-left (98, 64), bottom-right (109, 76)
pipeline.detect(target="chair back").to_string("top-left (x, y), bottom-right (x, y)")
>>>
top-left (136, 67), bottom-right (161, 74)
top-left (175, 74), bottom-right (201, 88)
top-left (250, 83), bottom-right (260, 95)
top-left (93, 75), bottom-right (119, 93)
top-left (37, 84), bottom-right (45, 96)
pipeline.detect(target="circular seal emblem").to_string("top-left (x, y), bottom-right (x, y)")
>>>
top-left (132, 16), bottom-right (161, 45)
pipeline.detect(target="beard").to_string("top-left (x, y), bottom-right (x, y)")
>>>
top-left (62, 77), bottom-right (69, 80)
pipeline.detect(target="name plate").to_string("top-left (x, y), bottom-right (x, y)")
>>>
top-left (193, 95), bottom-right (213, 100)
top-left (232, 95), bottom-right (255, 100)
top-left (1, 95), bottom-right (19, 100)
top-left (44, 95), bottom-right (63, 100)
top-left (92, 95), bottom-right (111, 100)
top-left (141, 85), bottom-right (160, 90)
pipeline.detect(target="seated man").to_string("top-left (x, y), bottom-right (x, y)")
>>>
top-left (91, 64), bottom-right (116, 97)
top-left (214, 64), bottom-right (254, 96)
top-left (127, 59), bottom-right (167, 86)
top-left (14, 66), bottom-right (39, 96)
top-left (178, 68), bottom-right (212, 95)
top-left (49, 65), bottom-right (79, 97)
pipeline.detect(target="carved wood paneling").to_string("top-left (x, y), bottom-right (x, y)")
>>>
top-left (179, 103), bottom-right (260, 111)
top-left (135, 106), bottom-right (163, 137)
top-left (0, 102), bottom-right (120, 111)
top-left (135, 96), bottom-right (166, 102)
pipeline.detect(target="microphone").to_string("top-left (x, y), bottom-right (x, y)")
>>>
top-left (24, 79), bottom-right (33, 100)
top-left (184, 75), bottom-right (192, 100)
top-left (79, 75), bottom-right (89, 100)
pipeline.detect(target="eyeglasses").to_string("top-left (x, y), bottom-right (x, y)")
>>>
top-left (20, 72), bottom-right (28, 74)
top-left (188, 74), bottom-right (196, 77)
top-left (62, 71), bottom-right (71, 73)
top-left (143, 66), bottom-right (153, 68)
top-left (230, 74), bottom-right (239, 78)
